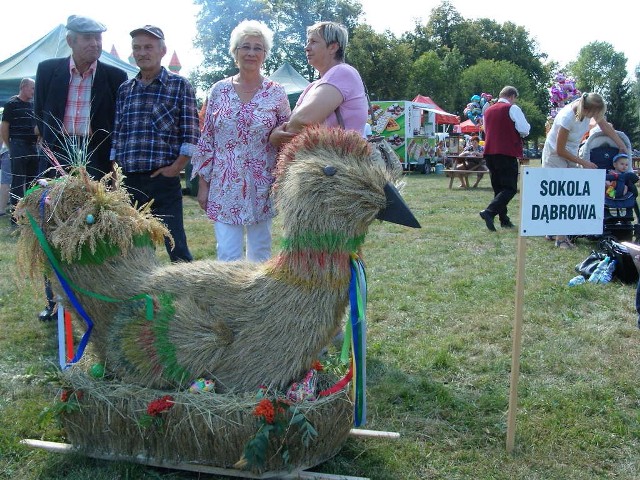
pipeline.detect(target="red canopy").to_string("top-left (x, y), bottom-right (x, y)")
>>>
top-left (457, 119), bottom-right (482, 133)
top-left (411, 95), bottom-right (460, 125)
top-left (169, 51), bottom-right (182, 73)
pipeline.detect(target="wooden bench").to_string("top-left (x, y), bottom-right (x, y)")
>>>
top-left (443, 169), bottom-right (488, 189)
top-left (443, 157), bottom-right (531, 188)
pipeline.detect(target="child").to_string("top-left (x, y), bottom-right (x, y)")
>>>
top-left (605, 154), bottom-right (636, 198)
top-left (458, 136), bottom-right (487, 188)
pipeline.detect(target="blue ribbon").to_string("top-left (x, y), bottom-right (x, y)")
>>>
top-left (51, 266), bottom-right (94, 366)
top-left (349, 255), bottom-right (367, 427)
top-left (38, 189), bottom-right (93, 367)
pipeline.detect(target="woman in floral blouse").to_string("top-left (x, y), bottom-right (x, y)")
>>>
top-left (191, 20), bottom-right (290, 261)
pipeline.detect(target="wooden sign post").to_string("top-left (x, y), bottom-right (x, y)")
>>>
top-left (506, 167), bottom-right (605, 452)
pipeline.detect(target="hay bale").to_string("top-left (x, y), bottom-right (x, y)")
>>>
top-left (58, 367), bottom-right (353, 474)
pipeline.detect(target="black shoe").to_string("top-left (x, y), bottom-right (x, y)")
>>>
top-left (479, 210), bottom-right (496, 232)
top-left (38, 305), bottom-right (56, 321)
top-left (500, 217), bottom-right (515, 228)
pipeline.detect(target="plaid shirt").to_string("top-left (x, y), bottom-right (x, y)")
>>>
top-left (111, 67), bottom-right (199, 172)
top-left (63, 58), bottom-right (95, 136)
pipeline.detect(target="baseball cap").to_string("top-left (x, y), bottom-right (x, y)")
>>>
top-left (130, 25), bottom-right (165, 40)
top-left (612, 153), bottom-right (629, 162)
top-left (66, 15), bottom-right (107, 33)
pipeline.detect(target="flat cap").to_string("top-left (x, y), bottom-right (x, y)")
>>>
top-left (130, 25), bottom-right (165, 40)
top-left (66, 15), bottom-right (106, 33)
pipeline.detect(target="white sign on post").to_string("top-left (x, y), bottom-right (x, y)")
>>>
top-left (507, 165), bottom-right (606, 453)
top-left (519, 167), bottom-right (606, 237)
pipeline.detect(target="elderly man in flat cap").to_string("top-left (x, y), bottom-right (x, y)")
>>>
top-left (33, 15), bottom-right (128, 321)
top-left (111, 25), bottom-right (199, 263)
top-left (34, 15), bottom-right (128, 181)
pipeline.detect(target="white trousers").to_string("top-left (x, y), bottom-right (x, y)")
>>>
top-left (214, 219), bottom-right (272, 262)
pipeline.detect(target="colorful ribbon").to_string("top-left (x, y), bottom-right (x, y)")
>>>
top-left (348, 253), bottom-right (367, 427)
top-left (329, 254), bottom-right (367, 425)
top-left (26, 204), bottom-right (154, 368)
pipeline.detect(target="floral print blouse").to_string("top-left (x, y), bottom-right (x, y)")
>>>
top-left (191, 78), bottom-right (290, 225)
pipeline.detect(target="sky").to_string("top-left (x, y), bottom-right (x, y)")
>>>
top-left (1, 0), bottom-right (637, 82)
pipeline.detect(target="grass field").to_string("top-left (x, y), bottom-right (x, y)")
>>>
top-left (0, 168), bottom-right (638, 479)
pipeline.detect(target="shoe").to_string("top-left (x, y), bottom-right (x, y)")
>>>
top-left (479, 210), bottom-right (496, 232)
top-left (500, 217), bottom-right (515, 228)
top-left (38, 305), bottom-right (56, 321)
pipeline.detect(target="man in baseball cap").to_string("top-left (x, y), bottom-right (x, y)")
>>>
top-left (111, 24), bottom-right (199, 263)
top-left (65, 15), bottom-right (107, 33)
top-left (129, 25), bottom-right (164, 39)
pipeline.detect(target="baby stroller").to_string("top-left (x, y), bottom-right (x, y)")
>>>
top-left (579, 128), bottom-right (638, 241)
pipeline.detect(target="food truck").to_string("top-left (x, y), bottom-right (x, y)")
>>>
top-left (369, 100), bottom-right (452, 170)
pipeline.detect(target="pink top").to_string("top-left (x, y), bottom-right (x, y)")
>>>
top-left (191, 78), bottom-right (290, 225)
top-left (296, 63), bottom-right (368, 135)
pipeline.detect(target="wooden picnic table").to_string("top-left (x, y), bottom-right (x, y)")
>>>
top-left (444, 155), bottom-right (530, 189)
top-left (445, 155), bottom-right (488, 189)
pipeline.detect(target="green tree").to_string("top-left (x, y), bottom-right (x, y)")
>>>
top-left (260, 0), bottom-right (363, 79)
top-left (607, 80), bottom-right (639, 142)
top-left (422, 0), bottom-right (463, 51)
top-left (405, 51), bottom-right (449, 107)
top-left (348, 25), bottom-right (412, 101)
top-left (451, 18), bottom-right (548, 115)
top-left (517, 98), bottom-right (547, 142)
top-left (190, 0), bottom-right (362, 91)
top-left (191, 0), bottom-right (269, 90)
top-left (401, 1), bottom-right (463, 64)
top-left (399, 1), bottom-right (548, 125)
top-left (460, 59), bottom-right (534, 104)
top-left (633, 69), bottom-right (640, 143)
top-left (460, 59), bottom-right (545, 138)
top-left (569, 41), bottom-right (627, 98)
top-left (569, 41), bottom-right (637, 139)
top-left (440, 48), bottom-right (466, 112)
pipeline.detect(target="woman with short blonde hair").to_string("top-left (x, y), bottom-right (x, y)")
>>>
top-left (192, 20), bottom-right (290, 262)
top-left (228, 19), bottom-right (274, 58)
top-left (269, 21), bottom-right (368, 147)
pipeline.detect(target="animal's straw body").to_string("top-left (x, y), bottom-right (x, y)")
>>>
top-left (108, 258), bottom-right (351, 391)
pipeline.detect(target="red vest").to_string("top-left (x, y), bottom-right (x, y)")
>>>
top-left (483, 102), bottom-right (523, 158)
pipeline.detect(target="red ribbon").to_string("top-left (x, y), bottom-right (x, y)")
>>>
top-left (318, 363), bottom-right (353, 397)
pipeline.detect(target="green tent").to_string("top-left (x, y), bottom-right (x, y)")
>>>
top-left (268, 62), bottom-right (309, 109)
top-left (0, 25), bottom-right (139, 105)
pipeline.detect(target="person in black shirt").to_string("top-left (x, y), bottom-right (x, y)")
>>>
top-left (0, 78), bottom-right (38, 220)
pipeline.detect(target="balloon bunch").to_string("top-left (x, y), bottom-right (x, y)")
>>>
top-left (463, 93), bottom-right (493, 125)
top-left (549, 72), bottom-right (581, 118)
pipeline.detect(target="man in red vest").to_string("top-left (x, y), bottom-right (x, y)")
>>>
top-left (479, 86), bottom-right (530, 231)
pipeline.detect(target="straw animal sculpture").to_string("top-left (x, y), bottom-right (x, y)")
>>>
top-left (16, 125), bottom-right (419, 394)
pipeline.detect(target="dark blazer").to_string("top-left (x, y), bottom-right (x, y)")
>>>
top-left (34, 57), bottom-right (128, 179)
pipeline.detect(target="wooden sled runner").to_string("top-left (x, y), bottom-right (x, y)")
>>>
top-left (22, 428), bottom-right (399, 479)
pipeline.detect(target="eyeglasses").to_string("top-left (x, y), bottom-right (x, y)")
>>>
top-left (236, 45), bottom-right (265, 54)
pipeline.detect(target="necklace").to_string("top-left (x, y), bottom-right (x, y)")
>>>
top-left (233, 75), bottom-right (262, 93)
